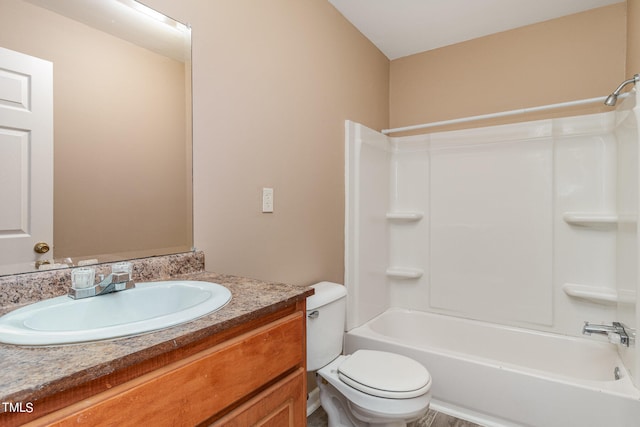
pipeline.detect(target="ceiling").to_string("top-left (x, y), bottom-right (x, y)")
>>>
top-left (328, 0), bottom-right (624, 60)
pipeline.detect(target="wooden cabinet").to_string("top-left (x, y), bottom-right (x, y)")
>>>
top-left (21, 308), bottom-right (307, 427)
top-left (211, 369), bottom-right (305, 427)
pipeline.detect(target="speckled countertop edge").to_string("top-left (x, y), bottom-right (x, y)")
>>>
top-left (0, 270), bottom-right (313, 405)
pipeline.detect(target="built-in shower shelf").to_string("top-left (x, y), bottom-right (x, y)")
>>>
top-left (386, 267), bottom-right (424, 279)
top-left (562, 212), bottom-right (618, 226)
top-left (562, 283), bottom-right (636, 304)
top-left (386, 212), bottom-right (424, 221)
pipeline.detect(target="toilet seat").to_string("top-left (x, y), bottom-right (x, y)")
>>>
top-left (338, 350), bottom-right (431, 399)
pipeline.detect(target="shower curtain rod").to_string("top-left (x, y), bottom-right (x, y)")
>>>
top-left (381, 92), bottom-right (630, 135)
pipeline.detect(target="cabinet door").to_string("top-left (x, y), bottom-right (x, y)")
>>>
top-left (211, 368), bottom-right (305, 427)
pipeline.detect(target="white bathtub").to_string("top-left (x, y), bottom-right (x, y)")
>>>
top-left (344, 308), bottom-right (640, 427)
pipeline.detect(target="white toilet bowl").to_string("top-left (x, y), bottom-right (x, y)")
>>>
top-left (307, 282), bottom-right (432, 427)
top-left (317, 350), bottom-right (431, 427)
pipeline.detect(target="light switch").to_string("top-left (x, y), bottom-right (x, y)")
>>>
top-left (262, 187), bottom-right (273, 213)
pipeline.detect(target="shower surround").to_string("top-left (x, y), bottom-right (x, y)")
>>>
top-left (344, 96), bottom-right (640, 426)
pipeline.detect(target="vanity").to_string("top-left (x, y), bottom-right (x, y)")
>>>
top-left (0, 252), bottom-right (312, 426)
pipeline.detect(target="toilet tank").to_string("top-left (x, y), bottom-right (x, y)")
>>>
top-left (306, 281), bottom-right (347, 371)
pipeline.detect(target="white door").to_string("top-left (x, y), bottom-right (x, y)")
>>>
top-left (0, 47), bottom-right (53, 271)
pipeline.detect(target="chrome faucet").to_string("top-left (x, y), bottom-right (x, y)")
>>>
top-left (68, 263), bottom-right (135, 299)
top-left (582, 321), bottom-right (635, 347)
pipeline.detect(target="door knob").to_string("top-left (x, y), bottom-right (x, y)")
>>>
top-left (34, 242), bottom-right (50, 254)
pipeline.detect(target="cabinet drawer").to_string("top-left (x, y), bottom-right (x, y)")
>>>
top-left (30, 312), bottom-right (304, 426)
top-left (211, 368), bottom-right (305, 427)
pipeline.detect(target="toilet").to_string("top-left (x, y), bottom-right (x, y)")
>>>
top-left (307, 282), bottom-right (432, 427)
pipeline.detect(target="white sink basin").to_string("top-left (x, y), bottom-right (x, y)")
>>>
top-left (0, 280), bottom-right (231, 346)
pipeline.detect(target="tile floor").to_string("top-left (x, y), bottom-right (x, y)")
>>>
top-left (307, 406), bottom-right (483, 427)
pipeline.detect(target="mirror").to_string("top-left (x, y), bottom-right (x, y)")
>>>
top-left (0, 0), bottom-right (192, 275)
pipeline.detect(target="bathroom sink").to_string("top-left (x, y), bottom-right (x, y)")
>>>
top-left (0, 280), bottom-right (231, 346)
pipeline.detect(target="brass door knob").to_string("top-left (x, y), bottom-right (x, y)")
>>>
top-left (34, 242), bottom-right (50, 254)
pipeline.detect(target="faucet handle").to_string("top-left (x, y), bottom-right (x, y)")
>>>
top-left (71, 267), bottom-right (96, 289)
top-left (112, 261), bottom-right (133, 277)
top-left (111, 262), bottom-right (135, 291)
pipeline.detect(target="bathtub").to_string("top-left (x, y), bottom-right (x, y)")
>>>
top-left (344, 308), bottom-right (640, 427)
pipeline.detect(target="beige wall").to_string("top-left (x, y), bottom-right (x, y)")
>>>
top-left (141, 0), bottom-right (636, 287)
top-left (145, 0), bottom-right (390, 285)
top-left (135, 1), bottom-right (633, 288)
top-left (389, 3), bottom-right (628, 133)
top-left (0, 0), bottom-right (190, 260)
top-left (0, 1), bottom-right (632, 286)
top-left (628, 0), bottom-right (640, 75)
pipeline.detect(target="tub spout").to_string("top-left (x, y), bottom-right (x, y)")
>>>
top-left (583, 321), bottom-right (635, 347)
top-left (582, 322), bottom-right (617, 336)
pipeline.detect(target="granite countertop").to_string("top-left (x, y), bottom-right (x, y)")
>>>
top-left (0, 271), bottom-right (313, 406)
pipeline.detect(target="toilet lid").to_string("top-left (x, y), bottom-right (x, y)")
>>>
top-left (337, 350), bottom-right (431, 399)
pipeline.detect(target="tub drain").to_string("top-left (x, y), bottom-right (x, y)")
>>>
top-left (614, 366), bottom-right (621, 380)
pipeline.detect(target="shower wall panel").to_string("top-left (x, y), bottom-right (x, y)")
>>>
top-left (553, 114), bottom-right (618, 335)
top-left (347, 109), bottom-right (635, 337)
top-left (428, 123), bottom-right (554, 326)
top-left (387, 136), bottom-right (430, 309)
top-left (345, 121), bottom-right (391, 330)
top-left (615, 98), bottom-right (640, 385)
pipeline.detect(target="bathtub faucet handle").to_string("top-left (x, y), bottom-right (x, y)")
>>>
top-left (613, 322), bottom-right (635, 347)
